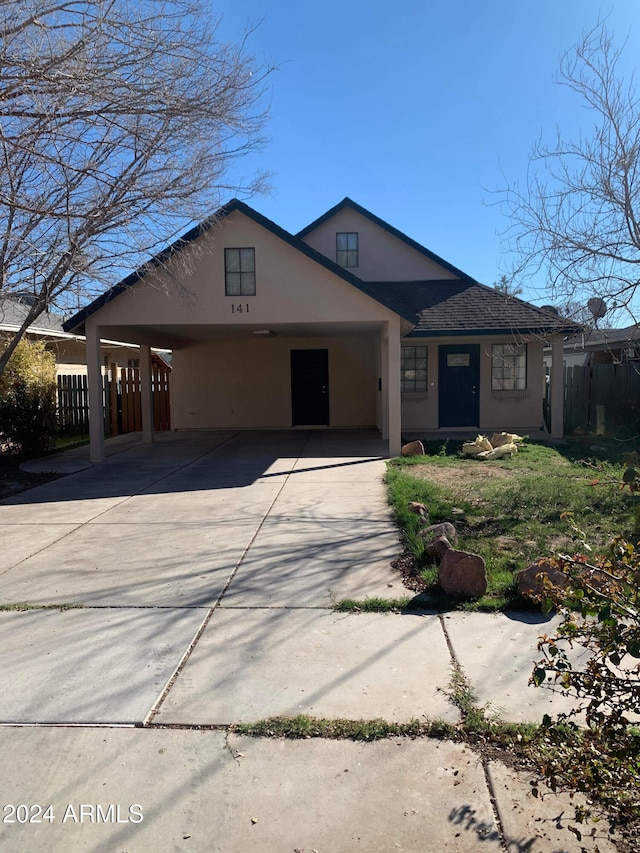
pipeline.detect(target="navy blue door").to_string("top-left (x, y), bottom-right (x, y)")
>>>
top-left (438, 345), bottom-right (480, 427)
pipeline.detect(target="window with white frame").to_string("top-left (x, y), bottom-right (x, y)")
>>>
top-left (401, 346), bottom-right (428, 393)
top-left (225, 247), bottom-right (256, 296)
top-left (336, 232), bottom-right (358, 268)
top-left (491, 343), bottom-right (527, 390)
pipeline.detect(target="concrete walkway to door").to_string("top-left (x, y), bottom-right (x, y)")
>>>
top-left (0, 430), bottom-right (612, 852)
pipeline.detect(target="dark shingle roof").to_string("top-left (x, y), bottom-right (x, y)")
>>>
top-left (364, 281), bottom-right (577, 336)
top-left (61, 198), bottom-right (577, 337)
top-left (63, 199), bottom-right (418, 332)
top-left (0, 297), bottom-right (66, 333)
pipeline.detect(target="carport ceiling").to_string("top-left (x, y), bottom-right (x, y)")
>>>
top-left (95, 321), bottom-right (386, 349)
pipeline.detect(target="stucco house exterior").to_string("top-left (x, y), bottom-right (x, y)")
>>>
top-left (64, 198), bottom-right (572, 462)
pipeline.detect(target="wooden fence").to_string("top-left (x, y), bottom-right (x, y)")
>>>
top-left (564, 362), bottom-right (640, 435)
top-left (57, 374), bottom-right (93, 436)
top-left (57, 361), bottom-right (171, 437)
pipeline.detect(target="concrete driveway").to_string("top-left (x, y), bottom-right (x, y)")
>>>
top-left (0, 429), bottom-right (429, 725)
top-left (0, 430), bottom-right (605, 852)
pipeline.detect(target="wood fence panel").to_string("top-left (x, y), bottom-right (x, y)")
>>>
top-left (57, 373), bottom-right (112, 436)
top-left (121, 367), bottom-right (142, 433)
top-left (102, 374), bottom-right (111, 436)
top-left (152, 363), bottom-right (171, 430)
top-left (57, 363), bottom-right (171, 438)
top-left (564, 362), bottom-right (640, 435)
top-left (564, 366), bottom-right (590, 433)
top-left (109, 364), bottom-right (119, 436)
top-left (57, 374), bottom-right (89, 435)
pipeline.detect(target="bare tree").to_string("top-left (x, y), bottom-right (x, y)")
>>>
top-left (501, 25), bottom-right (640, 325)
top-left (0, 0), bottom-right (273, 378)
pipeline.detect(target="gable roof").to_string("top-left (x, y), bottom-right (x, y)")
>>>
top-left (296, 197), bottom-right (477, 283)
top-left (364, 281), bottom-right (577, 336)
top-left (63, 197), bottom-right (577, 338)
top-left (63, 199), bottom-right (417, 332)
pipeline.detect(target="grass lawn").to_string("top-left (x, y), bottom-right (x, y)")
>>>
top-left (386, 435), bottom-right (638, 611)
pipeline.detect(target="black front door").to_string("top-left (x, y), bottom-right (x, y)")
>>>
top-left (291, 349), bottom-right (329, 426)
top-left (438, 344), bottom-right (480, 427)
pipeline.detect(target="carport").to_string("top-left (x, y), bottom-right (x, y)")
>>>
top-left (64, 201), bottom-right (405, 463)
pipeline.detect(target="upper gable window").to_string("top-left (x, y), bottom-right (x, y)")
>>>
top-left (336, 232), bottom-right (358, 268)
top-left (225, 248), bottom-right (256, 296)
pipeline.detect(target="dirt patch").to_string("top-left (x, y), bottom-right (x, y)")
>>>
top-left (494, 534), bottom-right (536, 551)
top-left (404, 462), bottom-right (518, 504)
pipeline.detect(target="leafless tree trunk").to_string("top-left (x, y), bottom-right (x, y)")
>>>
top-left (0, 0), bottom-right (273, 378)
top-left (501, 25), bottom-right (640, 326)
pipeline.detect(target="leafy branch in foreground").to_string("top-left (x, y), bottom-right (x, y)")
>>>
top-left (530, 499), bottom-right (640, 833)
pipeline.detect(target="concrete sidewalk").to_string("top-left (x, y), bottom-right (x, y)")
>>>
top-left (0, 430), bottom-right (614, 851)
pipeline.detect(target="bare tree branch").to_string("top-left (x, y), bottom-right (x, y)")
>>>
top-left (500, 25), bottom-right (640, 325)
top-left (0, 0), bottom-right (274, 378)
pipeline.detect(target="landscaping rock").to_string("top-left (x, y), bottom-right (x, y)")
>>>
top-left (438, 550), bottom-right (487, 598)
top-left (401, 440), bottom-right (425, 457)
top-left (425, 535), bottom-right (452, 561)
top-left (408, 501), bottom-right (429, 521)
top-left (516, 560), bottom-right (570, 600)
top-left (421, 522), bottom-right (458, 544)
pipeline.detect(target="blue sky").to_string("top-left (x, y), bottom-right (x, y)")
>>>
top-left (212, 0), bottom-right (640, 309)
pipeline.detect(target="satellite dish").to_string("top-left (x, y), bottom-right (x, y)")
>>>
top-left (587, 297), bottom-right (608, 320)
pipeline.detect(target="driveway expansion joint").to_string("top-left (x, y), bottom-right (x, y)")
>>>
top-left (147, 435), bottom-right (316, 724)
top-left (144, 606), bottom-right (216, 726)
top-left (481, 756), bottom-right (509, 853)
top-left (214, 430), bottom-right (313, 609)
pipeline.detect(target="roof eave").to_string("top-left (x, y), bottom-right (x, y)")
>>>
top-left (406, 325), bottom-right (579, 338)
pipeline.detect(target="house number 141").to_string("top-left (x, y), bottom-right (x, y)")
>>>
top-left (231, 304), bottom-right (250, 314)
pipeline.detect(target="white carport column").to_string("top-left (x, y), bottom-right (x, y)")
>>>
top-left (140, 345), bottom-right (154, 444)
top-left (382, 318), bottom-right (402, 457)
top-left (86, 322), bottom-right (105, 464)
top-left (550, 334), bottom-right (565, 438)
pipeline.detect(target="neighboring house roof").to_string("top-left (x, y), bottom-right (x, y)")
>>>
top-left (63, 198), bottom-right (576, 337)
top-left (0, 295), bottom-right (169, 356)
top-left (365, 281), bottom-right (575, 336)
top-left (0, 296), bottom-right (71, 338)
top-left (561, 324), bottom-right (640, 352)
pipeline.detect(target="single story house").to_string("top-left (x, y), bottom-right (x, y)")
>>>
top-left (64, 198), bottom-right (574, 462)
top-left (1, 293), bottom-right (168, 376)
top-left (543, 324), bottom-right (640, 369)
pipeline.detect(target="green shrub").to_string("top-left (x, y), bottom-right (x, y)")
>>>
top-left (0, 339), bottom-right (57, 456)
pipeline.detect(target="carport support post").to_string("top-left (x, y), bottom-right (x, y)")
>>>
top-left (382, 319), bottom-right (402, 457)
top-left (140, 345), bottom-right (154, 444)
top-left (550, 334), bottom-right (564, 438)
top-left (86, 322), bottom-right (105, 464)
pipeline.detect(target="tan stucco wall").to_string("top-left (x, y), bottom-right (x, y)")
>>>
top-left (85, 210), bottom-right (396, 334)
top-left (400, 337), bottom-right (546, 432)
top-left (172, 335), bottom-right (378, 429)
top-left (300, 208), bottom-right (460, 282)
